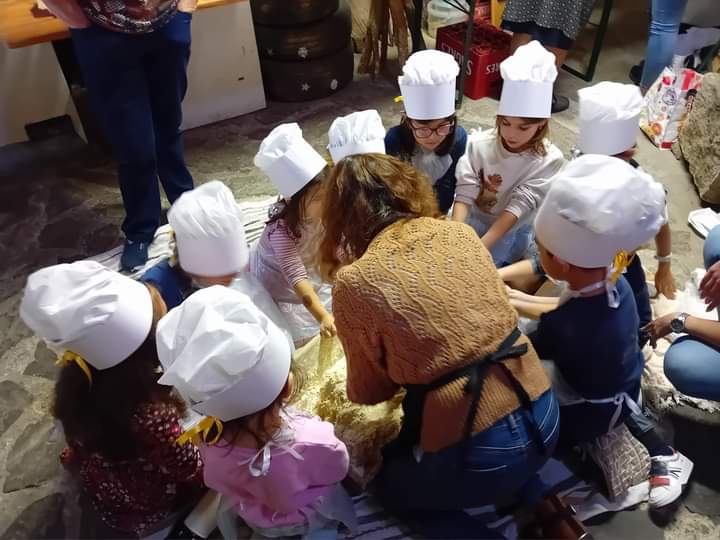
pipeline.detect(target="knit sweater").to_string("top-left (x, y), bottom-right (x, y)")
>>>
top-left (333, 217), bottom-right (550, 452)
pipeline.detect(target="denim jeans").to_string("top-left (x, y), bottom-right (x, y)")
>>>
top-left (663, 225), bottom-right (720, 401)
top-left (70, 12), bottom-right (195, 242)
top-left (625, 255), bottom-right (653, 347)
top-left (640, 0), bottom-right (689, 88)
top-left (375, 390), bottom-right (559, 512)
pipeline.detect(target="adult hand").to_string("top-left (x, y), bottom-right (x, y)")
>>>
top-left (641, 313), bottom-right (675, 349)
top-left (320, 313), bottom-right (337, 338)
top-left (700, 260), bottom-right (720, 311)
top-left (655, 263), bottom-right (676, 299)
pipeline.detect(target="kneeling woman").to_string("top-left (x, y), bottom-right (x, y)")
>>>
top-left (317, 154), bottom-right (559, 531)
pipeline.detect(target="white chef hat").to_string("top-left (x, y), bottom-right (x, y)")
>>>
top-left (168, 181), bottom-right (249, 278)
top-left (19, 261), bottom-right (153, 371)
top-left (327, 109), bottom-right (386, 162)
top-left (156, 285), bottom-right (291, 422)
top-left (578, 82), bottom-right (643, 156)
top-left (498, 41), bottom-right (557, 119)
top-left (254, 123), bottom-right (327, 199)
top-left (398, 50), bottom-right (459, 120)
top-left (534, 155), bottom-right (666, 268)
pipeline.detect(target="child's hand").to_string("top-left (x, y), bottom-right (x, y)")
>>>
top-left (655, 264), bottom-right (676, 299)
top-left (320, 314), bottom-right (337, 338)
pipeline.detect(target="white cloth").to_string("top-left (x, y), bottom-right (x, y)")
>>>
top-left (578, 82), bottom-right (643, 156)
top-left (498, 40), bottom-right (557, 118)
top-left (327, 109), bottom-right (386, 162)
top-left (254, 123), bottom-right (327, 199)
top-left (19, 261), bottom-right (153, 370)
top-left (454, 128), bottom-right (565, 220)
top-left (534, 155), bottom-right (667, 268)
top-left (168, 180), bottom-right (249, 277)
top-left (688, 208), bottom-right (720, 239)
top-left (398, 50), bottom-right (459, 120)
top-left (156, 285), bottom-right (292, 421)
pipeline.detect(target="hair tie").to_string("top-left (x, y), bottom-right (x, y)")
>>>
top-left (56, 351), bottom-right (93, 385)
top-left (610, 250), bottom-right (631, 284)
top-left (177, 416), bottom-right (223, 445)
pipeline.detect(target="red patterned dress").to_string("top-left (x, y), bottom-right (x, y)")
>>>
top-left (61, 402), bottom-right (204, 536)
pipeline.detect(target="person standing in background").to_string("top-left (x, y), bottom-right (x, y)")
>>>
top-left (40, 0), bottom-right (197, 271)
top-left (638, 0), bottom-right (689, 92)
top-left (501, 0), bottom-right (596, 113)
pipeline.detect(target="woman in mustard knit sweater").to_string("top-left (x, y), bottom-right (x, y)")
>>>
top-left (317, 154), bottom-right (559, 535)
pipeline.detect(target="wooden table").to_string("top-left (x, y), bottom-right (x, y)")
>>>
top-left (0, 0), bottom-right (239, 48)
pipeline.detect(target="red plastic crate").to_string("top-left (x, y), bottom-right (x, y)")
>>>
top-left (436, 22), bottom-right (511, 100)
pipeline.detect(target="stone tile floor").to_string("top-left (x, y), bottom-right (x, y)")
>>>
top-left (1, 1), bottom-right (719, 537)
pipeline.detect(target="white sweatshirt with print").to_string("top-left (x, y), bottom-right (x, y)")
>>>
top-left (454, 129), bottom-right (566, 220)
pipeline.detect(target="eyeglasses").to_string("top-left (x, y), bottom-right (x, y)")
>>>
top-left (409, 121), bottom-right (455, 139)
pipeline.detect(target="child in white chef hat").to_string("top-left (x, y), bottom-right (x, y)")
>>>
top-left (142, 180), bottom-right (294, 348)
top-left (156, 286), bottom-right (356, 539)
top-left (19, 261), bottom-right (203, 536)
top-left (252, 123), bottom-right (334, 346)
top-left (452, 41), bottom-right (566, 267)
top-left (527, 155), bottom-right (693, 507)
top-left (327, 109), bottom-right (387, 163)
top-left (577, 81), bottom-right (676, 340)
top-left (386, 50), bottom-right (468, 214)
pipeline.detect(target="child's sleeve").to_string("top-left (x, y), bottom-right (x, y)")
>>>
top-left (505, 153), bottom-right (566, 220)
top-left (454, 138), bottom-right (483, 206)
top-left (268, 223), bottom-right (309, 287)
top-left (307, 423), bottom-right (350, 485)
top-left (333, 272), bottom-right (400, 405)
top-left (131, 403), bottom-right (204, 482)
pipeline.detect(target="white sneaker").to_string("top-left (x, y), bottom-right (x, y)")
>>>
top-left (649, 450), bottom-right (693, 508)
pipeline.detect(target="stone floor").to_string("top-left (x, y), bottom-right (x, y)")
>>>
top-left (1, 0), bottom-right (719, 538)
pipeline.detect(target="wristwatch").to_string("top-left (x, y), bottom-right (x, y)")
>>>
top-left (670, 312), bottom-right (689, 333)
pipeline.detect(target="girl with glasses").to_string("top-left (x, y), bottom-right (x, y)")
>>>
top-left (385, 50), bottom-right (468, 215)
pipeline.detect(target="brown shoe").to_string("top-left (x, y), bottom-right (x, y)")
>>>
top-left (521, 494), bottom-right (592, 540)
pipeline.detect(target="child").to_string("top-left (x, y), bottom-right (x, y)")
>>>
top-left (529, 155), bottom-right (693, 508)
top-left (141, 180), bottom-right (294, 348)
top-left (156, 286), bottom-right (356, 539)
top-left (386, 50), bottom-right (467, 214)
top-left (577, 81), bottom-right (676, 343)
top-left (452, 41), bottom-right (565, 267)
top-left (327, 109), bottom-right (387, 163)
top-left (252, 123), bottom-right (334, 346)
top-left (19, 261), bottom-right (204, 537)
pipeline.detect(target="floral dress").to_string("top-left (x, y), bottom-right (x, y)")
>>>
top-left (61, 402), bottom-right (204, 536)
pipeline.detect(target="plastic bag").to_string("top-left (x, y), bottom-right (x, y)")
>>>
top-left (641, 65), bottom-right (703, 149)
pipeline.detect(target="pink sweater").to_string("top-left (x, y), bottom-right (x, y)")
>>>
top-left (200, 411), bottom-right (348, 529)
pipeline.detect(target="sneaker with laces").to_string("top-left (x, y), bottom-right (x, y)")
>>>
top-left (120, 239), bottom-right (149, 272)
top-left (649, 450), bottom-right (693, 508)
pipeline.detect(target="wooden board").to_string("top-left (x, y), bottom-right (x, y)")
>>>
top-left (0, 0), bottom-right (245, 49)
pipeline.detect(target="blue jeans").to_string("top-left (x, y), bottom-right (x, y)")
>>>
top-left (70, 13), bottom-right (195, 242)
top-left (625, 255), bottom-right (653, 347)
top-left (375, 390), bottom-right (559, 512)
top-left (640, 0), bottom-right (689, 89)
top-left (663, 225), bottom-right (720, 401)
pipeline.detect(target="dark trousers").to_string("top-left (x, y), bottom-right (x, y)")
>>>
top-left (625, 255), bottom-right (653, 347)
top-left (70, 13), bottom-right (195, 242)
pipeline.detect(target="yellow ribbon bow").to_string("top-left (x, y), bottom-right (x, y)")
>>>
top-left (609, 250), bottom-right (631, 284)
top-left (177, 416), bottom-right (224, 446)
top-left (56, 351), bottom-right (93, 384)
top-left (393, 95), bottom-right (404, 103)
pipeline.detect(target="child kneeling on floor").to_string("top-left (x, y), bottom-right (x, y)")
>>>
top-left (252, 123), bottom-right (335, 346)
top-left (156, 286), bottom-right (356, 539)
top-left (528, 155), bottom-right (693, 509)
top-left (20, 261), bottom-right (204, 537)
top-left (452, 41), bottom-right (566, 267)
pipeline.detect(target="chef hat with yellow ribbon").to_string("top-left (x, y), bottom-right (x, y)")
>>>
top-left (254, 123), bottom-right (327, 199)
top-left (578, 81), bottom-right (644, 156)
top-left (156, 285), bottom-right (291, 443)
top-left (168, 180), bottom-right (249, 278)
top-left (534, 154), bottom-right (666, 269)
top-left (327, 109), bottom-right (386, 162)
top-left (19, 261), bottom-right (154, 382)
top-left (398, 50), bottom-right (459, 120)
top-left (498, 40), bottom-right (557, 119)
